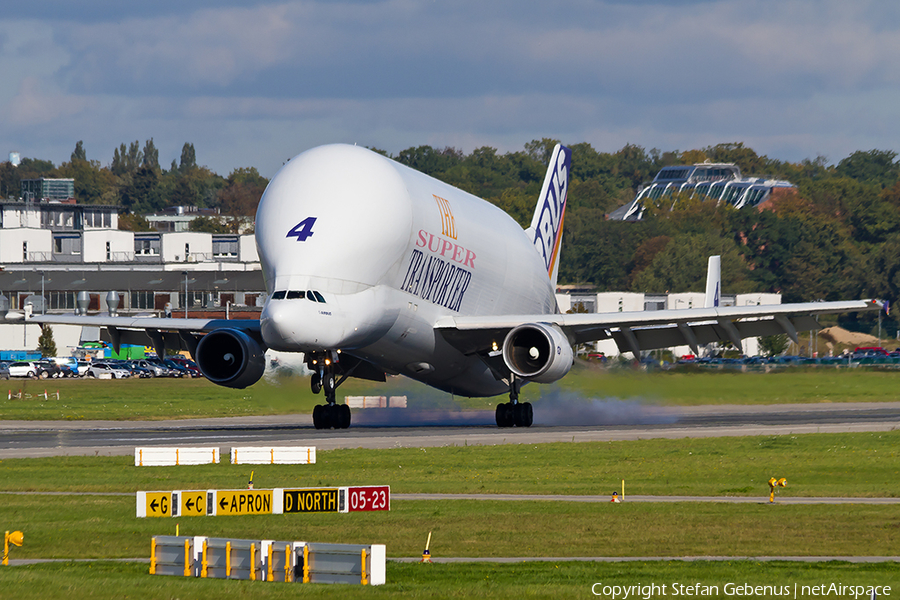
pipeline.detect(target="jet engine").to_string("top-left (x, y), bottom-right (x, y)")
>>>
top-left (195, 329), bottom-right (266, 389)
top-left (501, 323), bottom-right (574, 384)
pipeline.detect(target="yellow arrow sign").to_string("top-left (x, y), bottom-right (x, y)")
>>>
top-left (177, 490), bottom-right (208, 517)
top-left (214, 490), bottom-right (273, 516)
top-left (145, 492), bottom-right (171, 517)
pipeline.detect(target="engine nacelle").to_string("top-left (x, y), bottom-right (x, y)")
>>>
top-left (195, 328), bottom-right (266, 389)
top-left (502, 322), bottom-right (574, 384)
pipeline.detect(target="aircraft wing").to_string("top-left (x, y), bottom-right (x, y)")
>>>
top-left (435, 299), bottom-right (883, 358)
top-left (27, 314), bottom-right (261, 358)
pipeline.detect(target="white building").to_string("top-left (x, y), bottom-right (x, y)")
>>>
top-left (556, 289), bottom-right (782, 358)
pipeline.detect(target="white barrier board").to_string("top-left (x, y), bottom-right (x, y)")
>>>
top-left (230, 446), bottom-right (316, 465)
top-left (135, 447), bottom-right (220, 466)
top-left (345, 396), bottom-right (407, 408)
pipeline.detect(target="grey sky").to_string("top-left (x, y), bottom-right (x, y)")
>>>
top-left (2, 0), bottom-right (899, 178)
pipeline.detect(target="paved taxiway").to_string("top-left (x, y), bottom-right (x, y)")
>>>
top-left (1, 401), bottom-right (898, 459)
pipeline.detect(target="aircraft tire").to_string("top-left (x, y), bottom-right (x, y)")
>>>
top-left (338, 404), bottom-right (351, 429)
top-left (310, 373), bottom-right (322, 394)
top-left (495, 403), bottom-right (513, 428)
top-left (515, 402), bottom-right (533, 427)
top-left (322, 373), bottom-right (335, 395)
top-left (313, 404), bottom-right (325, 429)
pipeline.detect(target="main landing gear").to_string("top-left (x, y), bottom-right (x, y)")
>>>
top-left (495, 376), bottom-right (533, 428)
top-left (309, 351), bottom-right (351, 430)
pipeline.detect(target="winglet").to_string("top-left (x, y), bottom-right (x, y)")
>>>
top-left (704, 255), bottom-right (721, 308)
top-left (527, 144), bottom-right (572, 289)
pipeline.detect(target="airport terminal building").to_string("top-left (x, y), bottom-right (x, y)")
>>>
top-left (0, 196), bottom-right (265, 355)
top-left (608, 162), bottom-right (796, 221)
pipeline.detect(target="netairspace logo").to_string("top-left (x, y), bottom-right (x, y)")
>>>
top-left (591, 582), bottom-right (892, 599)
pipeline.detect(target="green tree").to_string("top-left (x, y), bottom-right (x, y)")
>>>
top-left (37, 326), bottom-right (57, 358)
top-left (142, 138), bottom-right (160, 172)
top-left (120, 166), bottom-right (161, 213)
top-left (179, 143), bottom-right (197, 172)
top-left (189, 215), bottom-right (230, 233)
top-left (71, 140), bottom-right (86, 162)
top-left (759, 334), bottom-right (790, 357)
top-left (836, 149), bottom-right (900, 189)
top-left (118, 213), bottom-right (154, 232)
top-left (631, 232), bottom-right (755, 294)
top-left (111, 141), bottom-right (143, 176)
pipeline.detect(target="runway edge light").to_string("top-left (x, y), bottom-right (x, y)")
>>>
top-left (420, 531), bottom-right (432, 563)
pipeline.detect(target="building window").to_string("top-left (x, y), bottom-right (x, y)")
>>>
top-left (130, 291), bottom-right (155, 310)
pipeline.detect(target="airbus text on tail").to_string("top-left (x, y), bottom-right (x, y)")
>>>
top-left (705, 255), bottom-right (721, 308)
top-left (528, 144), bottom-right (571, 289)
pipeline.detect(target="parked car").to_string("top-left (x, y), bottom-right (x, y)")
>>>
top-left (7, 361), bottom-right (40, 378)
top-left (144, 358), bottom-right (184, 377)
top-left (163, 359), bottom-right (197, 377)
top-left (0, 362), bottom-right (9, 379)
top-left (85, 362), bottom-right (132, 379)
top-left (35, 361), bottom-right (66, 378)
top-left (75, 361), bottom-right (92, 376)
top-left (123, 361), bottom-right (153, 378)
top-left (168, 356), bottom-right (203, 377)
top-left (134, 359), bottom-right (168, 377)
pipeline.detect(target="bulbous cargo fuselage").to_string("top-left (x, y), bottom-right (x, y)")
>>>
top-left (256, 144), bottom-right (556, 396)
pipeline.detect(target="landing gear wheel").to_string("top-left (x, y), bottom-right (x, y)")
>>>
top-left (495, 402), bottom-right (514, 428)
top-left (338, 404), bottom-right (351, 429)
top-left (322, 373), bottom-right (335, 395)
top-left (514, 402), bottom-right (533, 427)
top-left (313, 404), bottom-right (325, 429)
top-left (310, 373), bottom-right (322, 394)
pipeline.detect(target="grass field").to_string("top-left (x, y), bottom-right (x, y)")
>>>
top-left (1, 433), bottom-right (899, 597)
top-left (2, 432), bottom-right (898, 497)
top-left (2, 365), bottom-right (899, 421)
top-left (2, 560), bottom-right (896, 600)
top-left (2, 370), bottom-right (899, 598)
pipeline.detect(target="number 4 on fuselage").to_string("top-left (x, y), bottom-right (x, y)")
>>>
top-left (287, 217), bottom-right (317, 241)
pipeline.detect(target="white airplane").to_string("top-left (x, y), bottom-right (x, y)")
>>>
top-left (30, 144), bottom-right (882, 429)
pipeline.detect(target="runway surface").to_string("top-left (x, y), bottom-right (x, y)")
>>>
top-left (1, 401), bottom-right (898, 459)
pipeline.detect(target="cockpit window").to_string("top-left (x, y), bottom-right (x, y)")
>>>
top-left (271, 290), bottom-right (286, 300)
top-left (286, 290), bottom-right (305, 300)
top-left (313, 291), bottom-right (326, 303)
top-left (306, 290), bottom-right (326, 303)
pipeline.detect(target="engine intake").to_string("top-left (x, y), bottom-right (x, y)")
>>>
top-left (502, 322), bottom-right (574, 384)
top-left (195, 328), bottom-right (266, 389)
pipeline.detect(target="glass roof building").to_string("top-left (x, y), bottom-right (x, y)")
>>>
top-left (608, 163), bottom-right (795, 221)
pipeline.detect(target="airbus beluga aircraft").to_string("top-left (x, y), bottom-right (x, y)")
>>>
top-left (31, 143), bottom-right (882, 429)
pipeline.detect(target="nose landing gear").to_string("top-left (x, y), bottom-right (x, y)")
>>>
top-left (308, 351), bottom-right (351, 430)
top-left (495, 376), bottom-right (533, 428)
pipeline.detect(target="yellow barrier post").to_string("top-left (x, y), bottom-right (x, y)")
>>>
top-left (267, 543), bottom-right (274, 582)
top-left (149, 537), bottom-right (156, 574)
top-left (361, 548), bottom-right (368, 585)
top-left (201, 539), bottom-right (208, 578)
top-left (285, 544), bottom-right (291, 583)
top-left (303, 544), bottom-right (310, 583)
top-left (226, 541), bottom-right (232, 577)
top-left (250, 543), bottom-right (256, 581)
top-left (183, 538), bottom-right (191, 577)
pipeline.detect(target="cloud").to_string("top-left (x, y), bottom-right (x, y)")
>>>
top-left (3, 0), bottom-right (900, 174)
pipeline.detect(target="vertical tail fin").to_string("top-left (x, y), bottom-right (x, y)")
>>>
top-left (526, 144), bottom-right (571, 289)
top-left (704, 255), bottom-right (721, 308)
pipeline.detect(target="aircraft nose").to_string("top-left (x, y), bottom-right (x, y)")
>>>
top-left (260, 299), bottom-right (348, 351)
top-left (260, 301), bottom-right (297, 349)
